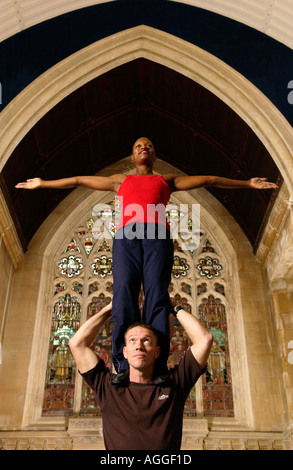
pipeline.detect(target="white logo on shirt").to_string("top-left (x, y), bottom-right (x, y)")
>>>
top-left (158, 394), bottom-right (169, 400)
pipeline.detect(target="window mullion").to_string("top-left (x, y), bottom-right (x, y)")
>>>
top-left (72, 244), bottom-right (90, 416)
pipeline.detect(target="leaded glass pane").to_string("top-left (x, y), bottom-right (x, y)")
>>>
top-left (72, 281), bottom-right (83, 295)
top-left (88, 281), bottom-right (99, 295)
top-left (91, 255), bottom-right (113, 277)
top-left (172, 256), bottom-right (190, 278)
top-left (97, 238), bottom-right (111, 252)
top-left (197, 256), bottom-right (222, 279)
top-left (180, 282), bottom-right (191, 296)
top-left (197, 282), bottom-right (208, 296)
top-left (169, 314), bottom-right (196, 416)
top-left (54, 281), bottom-right (66, 295)
top-left (64, 238), bottom-right (80, 253)
top-left (199, 295), bottom-right (234, 417)
top-left (42, 293), bottom-right (81, 416)
top-left (84, 237), bottom-right (94, 256)
top-left (201, 239), bottom-right (216, 254)
top-left (58, 255), bottom-right (84, 278)
top-left (80, 294), bottom-right (112, 416)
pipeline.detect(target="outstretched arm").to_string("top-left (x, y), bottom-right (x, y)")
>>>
top-left (174, 307), bottom-right (213, 369)
top-left (69, 302), bottom-right (112, 373)
top-left (164, 174), bottom-right (278, 192)
top-left (15, 174), bottom-right (126, 192)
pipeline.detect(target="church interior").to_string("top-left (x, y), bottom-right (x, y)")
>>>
top-left (0, 0), bottom-right (293, 450)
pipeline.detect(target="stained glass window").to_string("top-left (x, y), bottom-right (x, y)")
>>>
top-left (169, 314), bottom-right (196, 416)
top-left (54, 281), bottom-right (66, 295)
top-left (42, 293), bottom-right (81, 416)
top-left (58, 255), bottom-right (84, 278)
top-left (181, 282), bottom-right (191, 296)
top-left (197, 282), bottom-right (208, 296)
top-left (201, 239), bottom-right (216, 254)
top-left (91, 256), bottom-right (113, 277)
top-left (81, 294), bottom-right (112, 416)
top-left (64, 238), bottom-right (80, 253)
top-left (197, 256), bottom-right (222, 279)
top-left (172, 231), bottom-right (234, 418)
top-left (43, 199), bottom-right (234, 419)
top-left (42, 202), bottom-right (115, 417)
top-left (199, 295), bottom-right (234, 417)
top-left (84, 237), bottom-right (94, 256)
top-left (214, 282), bottom-right (225, 296)
top-left (172, 256), bottom-right (190, 278)
top-left (72, 281), bottom-right (83, 295)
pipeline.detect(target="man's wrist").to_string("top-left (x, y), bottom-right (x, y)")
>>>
top-left (173, 305), bottom-right (184, 317)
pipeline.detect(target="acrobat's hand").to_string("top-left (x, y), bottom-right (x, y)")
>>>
top-left (15, 177), bottom-right (43, 189)
top-left (249, 177), bottom-right (278, 190)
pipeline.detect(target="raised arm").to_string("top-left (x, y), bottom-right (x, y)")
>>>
top-left (15, 174), bottom-right (126, 192)
top-left (164, 174), bottom-right (278, 192)
top-left (69, 302), bottom-right (112, 373)
top-left (174, 307), bottom-right (213, 369)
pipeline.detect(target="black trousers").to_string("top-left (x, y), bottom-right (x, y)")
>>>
top-left (111, 223), bottom-right (174, 374)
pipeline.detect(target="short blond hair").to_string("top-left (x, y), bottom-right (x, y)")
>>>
top-left (124, 322), bottom-right (159, 345)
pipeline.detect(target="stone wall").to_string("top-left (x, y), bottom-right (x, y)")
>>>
top-left (0, 160), bottom-right (292, 449)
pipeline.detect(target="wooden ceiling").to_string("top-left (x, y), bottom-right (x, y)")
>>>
top-left (1, 58), bottom-right (280, 251)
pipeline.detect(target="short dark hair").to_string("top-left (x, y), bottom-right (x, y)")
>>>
top-left (124, 322), bottom-right (159, 344)
top-left (132, 137), bottom-right (154, 152)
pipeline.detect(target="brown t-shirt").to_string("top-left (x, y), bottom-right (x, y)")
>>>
top-left (81, 348), bottom-right (204, 450)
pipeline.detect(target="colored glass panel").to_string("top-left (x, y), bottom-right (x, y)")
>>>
top-left (199, 295), bottom-right (234, 417)
top-left (91, 256), bottom-right (113, 277)
top-left (58, 255), bottom-right (84, 278)
top-left (64, 238), bottom-right (80, 253)
top-left (168, 314), bottom-right (196, 416)
top-left (172, 256), bottom-right (190, 278)
top-left (42, 293), bottom-right (81, 416)
top-left (197, 256), bottom-right (222, 279)
top-left (84, 237), bottom-right (94, 256)
top-left (80, 294), bottom-right (112, 416)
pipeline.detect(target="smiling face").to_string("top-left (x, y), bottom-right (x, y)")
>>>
top-left (123, 325), bottom-right (161, 373)
top-left (131, 137), bottom-right (156, 168)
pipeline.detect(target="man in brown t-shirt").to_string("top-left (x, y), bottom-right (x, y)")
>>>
top-left (69, 303), bottom-right (213, 450)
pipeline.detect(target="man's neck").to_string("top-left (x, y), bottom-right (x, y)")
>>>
top-left (129, 368), bottom-right (154, 384)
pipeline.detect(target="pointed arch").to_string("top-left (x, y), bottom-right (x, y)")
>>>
top-left (0, 25), bottom-right (292, 194)
top-left (21, 156), bottom-right (254, 429)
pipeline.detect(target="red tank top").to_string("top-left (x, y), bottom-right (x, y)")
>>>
top-left (117, 174), bottom-right (170, 230)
